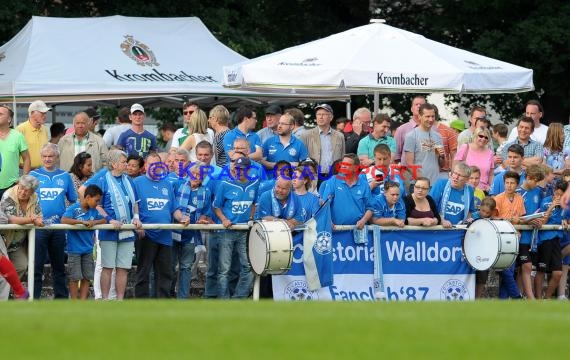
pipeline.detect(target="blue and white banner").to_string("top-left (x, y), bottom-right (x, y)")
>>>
top-left (302, 200), bottom-right (334, 290)
top-left (273, 229), bottom-right (475, 301)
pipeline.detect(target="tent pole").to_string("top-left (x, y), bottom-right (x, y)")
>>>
top-left (11, 84), bottom-right (17, 127)
top-left (346, 100), bottom-right (351, 119)
top-left (373, 91), bottom-right (380, 117)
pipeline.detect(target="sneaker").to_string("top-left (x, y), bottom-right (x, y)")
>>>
top-left (558, 295), bottom-right (568, 300)
top-left (15, 289), bottom-right (29, 300)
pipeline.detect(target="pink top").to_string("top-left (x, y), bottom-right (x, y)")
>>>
top-left (454, 143), bottom-right (494, 189)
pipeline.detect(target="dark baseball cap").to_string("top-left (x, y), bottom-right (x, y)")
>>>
top-left (315, 104), bottom-right (333, 115)
top-left (234, 156), bottom-right (252, 168)
top-left (265, 104), bottom-right (282, 115)
top-left (84, 108), bottom-right (101, 119)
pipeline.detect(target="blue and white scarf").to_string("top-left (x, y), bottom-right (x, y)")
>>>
top-left (271, 190), bottom-right (296, 219)
top-left (440, 180), bottom-right (471, 222)
top-left (105, 171), bottom-right (136, 241)
top-left (173, 183), bottom-right (205, 242)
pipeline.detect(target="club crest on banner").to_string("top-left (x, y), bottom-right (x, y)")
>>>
top-left (121, 35), bottom-right (159, 67)
top-left (314, 231), bottom-right (332, 255)
top-left (440, 279), bottom-right (470, 301)
top-left (284, 280), bottom-right (319, 301)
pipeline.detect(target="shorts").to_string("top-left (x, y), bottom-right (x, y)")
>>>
top-left (68, 253), bottom-right (95, 281)
top-left (516, 244), bottom-right (532, 266)
top-left (100, 240), bottom-right (134, 269)
top-left (536, 238), bottom-right (562, 273)
top-left (475, 270), bottom-right (489, 285)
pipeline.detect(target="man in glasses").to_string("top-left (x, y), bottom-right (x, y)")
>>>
top-left (171, 102), bottom-right (200, 149)
top-left (428, 161), bottom-right (476, 228)
top-left (457, 106), bottom-right (489, 146)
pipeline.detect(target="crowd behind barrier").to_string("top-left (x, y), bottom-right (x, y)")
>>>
top-left (1, 99), bottom-right (570, 301)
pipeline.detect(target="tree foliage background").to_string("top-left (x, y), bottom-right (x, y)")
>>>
top-left (1, 0), bottom-right (568, 124)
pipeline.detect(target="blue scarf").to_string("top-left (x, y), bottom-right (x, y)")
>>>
top-left (173, 183), bottom-right (206, 242)
top-left (271, 189), bottom-right (296, 219)
top-left (105, 171), bottom-right (135, 241)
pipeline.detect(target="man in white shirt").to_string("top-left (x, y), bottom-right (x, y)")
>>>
top-left (507, 100), bottom-right (548, 144)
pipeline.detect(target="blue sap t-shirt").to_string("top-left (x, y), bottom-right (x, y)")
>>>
top-left (30, 167), bottom-right (77, 224)
top-left (429, 179), bottom-right (476, 225)
top-left (133, 176), bottom-right (175, 245)
top-left (319, 174), bottom-right (375, 225)
top-left (63, 203), bottom-right (103, 254)
top-left (117, 129), bottom-right (157, 158)
top-left (213, 178), bottom-right (259, 224)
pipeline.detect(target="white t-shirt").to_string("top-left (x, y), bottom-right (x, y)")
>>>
top-left (507, 123), bottom-right (548, 144)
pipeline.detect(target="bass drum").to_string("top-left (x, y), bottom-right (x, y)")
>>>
top-left (248, 220), bottom-right (293, 276)
top-left (462, 219), bottom-right (519, 271)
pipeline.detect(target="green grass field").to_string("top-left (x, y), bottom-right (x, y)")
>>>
top-left (1, 300), bottom-right (567, 359)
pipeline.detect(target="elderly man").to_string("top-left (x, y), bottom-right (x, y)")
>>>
top-left (0, 104), bottom-right (30, 199)
top-left (257, 104), bottom-right (281, 144)
top-left (117, 103), bottom-right (158, 158)
top-left (299, 104), bottom-right (345, 180)
top-left (428, 162), bottom-right (476, 227)
top-left (17, 100), bottom-right (50, 170)
top-left (59, 111), bottom-right (108, 172)
top-left (30, 143), bottom-right (77, 299)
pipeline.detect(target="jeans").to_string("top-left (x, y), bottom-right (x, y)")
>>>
top-left (35, 229), bottom-right (68, 299)
top-left (499, 263), bottom-right (521, 299)
top-left (134, 236), bottom-right (173, 298)
top-left (217, 230), bottom-right (253, 299)
top-left (171, 241), bottom-right (195, 299)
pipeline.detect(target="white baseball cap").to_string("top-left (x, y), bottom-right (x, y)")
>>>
top-left (28, 100), bottom-right (51, 113)
top-left (130, 103), bottom-right (145, 114)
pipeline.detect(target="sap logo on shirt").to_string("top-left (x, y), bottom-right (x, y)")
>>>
top-left (231, 200), bottom-right (252, 214)
top-left (445, 202), bottom-right (465, 216)
top-left (147, 198), bottom-right (169, 210)
top-left (39, 188), bottom-right (64, 200)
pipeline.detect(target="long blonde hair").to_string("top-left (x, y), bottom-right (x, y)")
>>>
top-left (188, 109), bottom-right (208, 135)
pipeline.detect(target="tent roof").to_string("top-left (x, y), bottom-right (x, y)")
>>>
top-left (0, 16), bottom-right (346, 106)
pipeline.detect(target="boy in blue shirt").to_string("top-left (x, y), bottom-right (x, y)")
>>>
top-left (61, 184), bottom-right (107, 299)
top-left (535, 181), bottom-right (566, 299)
top-left (515, 164), bottom-right (544, 299)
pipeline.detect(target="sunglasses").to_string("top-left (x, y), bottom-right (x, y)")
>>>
top-left (478, 134), bottom-right (489, 140)
top-left (183, 111), bottom-right (194, 115)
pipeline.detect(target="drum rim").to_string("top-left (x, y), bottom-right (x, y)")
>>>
top-left (462, 219), bottom-right (502, 270)
top-left (248, 220), bottom-right (294, 276)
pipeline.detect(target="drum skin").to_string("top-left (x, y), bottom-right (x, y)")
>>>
top-left (462, 219), bottom-right (519, 271)
top-left (248, 220), bottom-right (293, 275)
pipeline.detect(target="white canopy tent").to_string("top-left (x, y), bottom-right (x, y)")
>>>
top-left (0, 15), bottom-right (346, 118)
top-left (224, 22), bottom-right (534, 103)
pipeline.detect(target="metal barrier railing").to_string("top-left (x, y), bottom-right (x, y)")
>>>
top-left (0, 223), bottom-right (562, 301)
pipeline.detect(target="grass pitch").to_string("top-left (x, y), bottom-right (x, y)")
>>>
top-left (1, 300), bottom-right (567, 359)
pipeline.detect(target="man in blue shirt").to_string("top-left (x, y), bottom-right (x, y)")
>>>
top-left (117, 104), bottom-right (158, 158)
top-left (30, 143), bottom-right (77, 299)
top-left (222, 106), bottom-right (262, 163)
top-left (490, 144), bottom-right (526, 196)
top-left (213, 155), bottom-right (259, 299)
top-left (133, 153), bottom-right (176, 298)
top-left (261, 113), bottom-right (308, 178)
top-left (255, 177), bottom-right (304, 229)
top-left (319, 154), bottom-right (375, 228)
top-left (429, 162), bottom-right (476, 227)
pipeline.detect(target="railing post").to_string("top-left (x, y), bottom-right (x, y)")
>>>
top-left (27, 227), bottom-right (35, 302)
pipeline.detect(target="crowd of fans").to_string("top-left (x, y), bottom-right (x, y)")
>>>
top-left (0, 97), bottom-right (569, 301)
